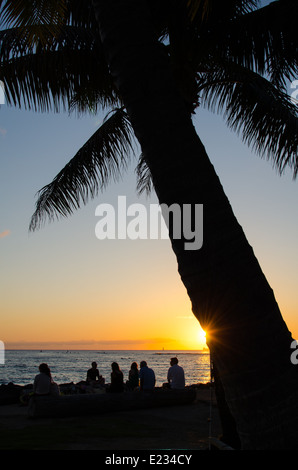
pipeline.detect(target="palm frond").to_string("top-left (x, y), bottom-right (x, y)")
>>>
top-left (0, 0), bottom-right (68, 47)
top-left (0, 0), bottom-right (67, 26)
top-left (136, 154), bottom-right (153, 197)
top-left (197, 62), bottom-right (298, 177)
top-left (0, 25), bottom-right (119, 112)
top-left (29, 108), bottom-right (135, 231)
top-left (0, 24), bottom-right (97, 59)
top-left (65, 0), bottom-right (98, 29)
top-left (69, 85), bottom-right (122, 116)
top-left (193, 0), bottom-right (298, 90)
top-left (233, 0), bottom-right (297, 88)
top-left (187, 0), bottom-right (258, 23)
top-left (187, 0), bottom-right (213, 22)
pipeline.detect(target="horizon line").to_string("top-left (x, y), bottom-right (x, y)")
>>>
top-left (3, 347), bottom-right (209, 352)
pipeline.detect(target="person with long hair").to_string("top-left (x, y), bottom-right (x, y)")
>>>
top-left (33, 363), bottom-right (59, 396)
top-left (126, 362), bottom-right (139, 390)
top-left (109, 362), bottom-right (124, 393)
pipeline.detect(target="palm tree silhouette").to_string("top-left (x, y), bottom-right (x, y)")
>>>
top-left (1, 0), bottom-right (298, 449)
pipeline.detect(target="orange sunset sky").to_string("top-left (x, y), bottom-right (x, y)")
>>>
top-left (1, 100), bottom-right (298, 351)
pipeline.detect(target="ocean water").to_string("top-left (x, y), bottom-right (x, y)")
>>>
top-left (0, 350), bottom-right (211, 387)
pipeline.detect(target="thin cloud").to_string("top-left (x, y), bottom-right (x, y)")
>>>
top-left (0, 230), bottom-right (10, 239)
top-left (0, 127), bottom-right (7, 136)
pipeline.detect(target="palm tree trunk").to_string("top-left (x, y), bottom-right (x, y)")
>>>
top-left (92, 0), bottom-right (298, 449)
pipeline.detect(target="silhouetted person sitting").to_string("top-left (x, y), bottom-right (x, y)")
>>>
top-left (33, 363), bottom-right (60, 396)
top-left (109, 362), bottom-right (124, 393)
top-left (167, 357), bottom-right (185, 390)
top-left (86, 361), bottom-right (105, 387)
top-left (139, 361), bottom-right (156, 392)
top-left (126, 362), bottom-right (139, 390)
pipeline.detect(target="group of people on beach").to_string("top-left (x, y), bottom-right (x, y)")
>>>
top-left (32, 357), bottom-right (185, 397)
top-left (86, 357), bottom-right (185, 393)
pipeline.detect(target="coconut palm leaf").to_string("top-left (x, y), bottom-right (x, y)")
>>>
top-left (194, 0), bottom-right (298, 89)
top-left (1, 0), bottom-right (298, 221)
top-left (0, 25), bottom-right (119, 112)
top-left (197, 60), bottom-right (298, 176)
top-left (187, 0), bottom-right (258, 22)
top-left (0, 0), bottom-right (67, 25)
top-left (136, 154), bottom-right (154, 197)
top-left (0, 0), bottom-right (68, 47)
top-left (29, 108), bottom-right (135, 231)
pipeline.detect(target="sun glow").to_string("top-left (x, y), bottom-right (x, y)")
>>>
top-left (198, 329), bottom-right (207, 345)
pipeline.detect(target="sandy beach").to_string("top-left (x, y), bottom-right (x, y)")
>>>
top-left (0, 388), bottom-right (222, 450)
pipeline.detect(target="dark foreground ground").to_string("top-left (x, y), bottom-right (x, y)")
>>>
top-left (0, 389), bottom-right (222, 450)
